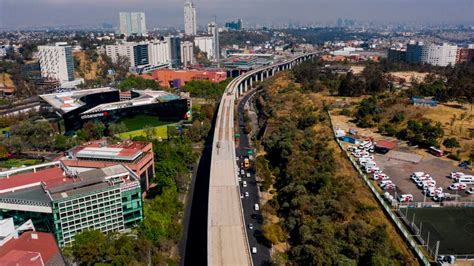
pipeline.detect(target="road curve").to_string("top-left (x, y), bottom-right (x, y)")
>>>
top-left (207, 53), bottom-right (317, 266)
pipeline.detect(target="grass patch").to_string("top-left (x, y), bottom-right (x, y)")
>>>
top-left (116, 123), bottom-right (177, 140)
top-left (0, 158), bottom-right (43, 169)
top-left (118, 115), bottom-right (172, 132)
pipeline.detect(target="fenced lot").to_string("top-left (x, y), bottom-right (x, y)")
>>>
top-left (404, 207), bottom-right (474, 256)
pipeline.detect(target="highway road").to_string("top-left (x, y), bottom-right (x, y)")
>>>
top-left (205, 53), bottom-right (316, 266)
top-left (236, 89), bottom-right (272, 265)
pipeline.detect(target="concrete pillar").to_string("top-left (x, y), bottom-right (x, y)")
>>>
top-left (260, 72), bottom-right (264, 81)
top-left (244, 79), bottom-right (248, 92)
top-left (250, 77), bottom-right (253, 88)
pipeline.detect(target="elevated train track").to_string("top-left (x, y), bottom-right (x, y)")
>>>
top-left (207, 53), bottom-right (317, 265)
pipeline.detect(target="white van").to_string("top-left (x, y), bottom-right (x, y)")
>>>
top-left (243, 181), bottom-right (247, 187)
top-left (457, 178), bottom-right (474, 184)
top-left (254, 203), bottom-right (259, 211)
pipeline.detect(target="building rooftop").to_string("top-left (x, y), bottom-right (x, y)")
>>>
top-left (0, 165), bottom-right (72, 194)
top-left (0, 163), bottom-right (137, 204)
top-left (80, 90), bottom-right (179, 115)
top-left (0, 231), bottom-right (64, 266)
top-left (39, 87), bottom-right (117, 113)
top-left (65, 139), bottom-right (150, 162)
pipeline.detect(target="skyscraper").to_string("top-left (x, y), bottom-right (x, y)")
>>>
top-left (208, 22), bottom-right (220, 61)
top-left (119, 12), bottom-right (147, 36)
top-left (38, 42), bottom-right (74, 84)
top-left (184, 2), bottom-right (197, 36)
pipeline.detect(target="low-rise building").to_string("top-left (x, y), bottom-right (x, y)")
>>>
top-left (0, 162), bottom-right (143, 247)
top-left (0, 218), bottom-right (65, 265)
top-left (145, 68), bottom-right (227, 88)
top-left (61, 139), bottom-right (155, 191)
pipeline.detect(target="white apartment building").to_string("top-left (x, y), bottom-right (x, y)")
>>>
top-left (421, 43), bottom-right (457, 67)
top-left (194, 36), bottom-right (214, 59)
top-left (38, 42), bottom-right (75, 84)
top-left (180, 41), bottom-right (195, 68)
top-left (184, 2), bottom-right (197, 35)
top-left (208, 22), bottom-right (220, 61)
top-left (148, 39), bottom-right (172, 66)
top-left (106, 43), bottom-right (135, 66)
top-left (119, 12), bottom-right (147, 36)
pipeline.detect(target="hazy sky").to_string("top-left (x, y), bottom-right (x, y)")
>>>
top-left (1, 0), bottom-right (473, 28)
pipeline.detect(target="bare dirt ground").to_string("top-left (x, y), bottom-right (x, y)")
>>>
top-left (387, 71), bottom-right (429, 83)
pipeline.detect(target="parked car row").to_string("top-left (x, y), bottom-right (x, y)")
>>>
top-left (409, 172), bottom-right (446, 201)
top-left (350, 141), bottom-right (398, 192)
top-left (448, 172), bottom-right (474, 195)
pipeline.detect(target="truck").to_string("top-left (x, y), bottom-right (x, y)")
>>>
top-left (243, 158), bottom-right (250, 169)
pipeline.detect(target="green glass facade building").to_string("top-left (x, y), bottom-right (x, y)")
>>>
top-left (0, 163), bottom-right (143, 247)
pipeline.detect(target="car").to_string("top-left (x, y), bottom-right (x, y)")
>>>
top-left (251, 247), bottom-right (257, 254)
top-left (373, 173), bottom-right (389, 181)
top-left (366, 166), bottom-right (380, 174)
top-left (383, 184), bottom-right (396, 190)
top-left (449, 183), bottom-right (467, 190)
top-left (245, 192), bottom-right (249, 197)
top-left (240, 169), bottom-right (245, 175)
top-left (398, 194), bottom-right (414, 202)
top-left (347, 145), bottom-right (357, 152)
top-left (243, 181), bottom-right (247, 188)
top-left (248, 223), bottom-right (254, 230)
top-left (236, 157), bottom-right (240, 161)
top-left (379, 180), bottom-right (393, 188)
top-left (424, 187), bottom-right (443, 197)
top-left (449, 172), bottom-right (465, 179)
top-left (433, 194), bottom-right (445, 202)
top-left (254, 203), bottom-right (259, 211)
top-left (467, 187), bottom-right (474, 194)
top-left (238, 177), bottom-right (242, 182)
top-left (410, 172), bottom-right (426, 178)
top-left (246, 173), bottom-right (251, 178)
top-left (240, 193), bottom-right (244, 199)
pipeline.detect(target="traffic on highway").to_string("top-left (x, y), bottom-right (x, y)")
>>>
top-left (236, 90), bottom-right (271, 265)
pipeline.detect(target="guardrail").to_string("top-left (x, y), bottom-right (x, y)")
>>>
top-left (327, 112), bottom-right (431, 266)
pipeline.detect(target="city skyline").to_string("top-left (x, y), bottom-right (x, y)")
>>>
top-left (1, 0), bottom-right (474, 29)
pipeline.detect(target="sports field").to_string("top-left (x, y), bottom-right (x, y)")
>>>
top-left (116, 123), bottom-right (177, 140)
top-left (405, 208), bottom-right (474, 255)
top-left (118, 114), bottom-right (171, 131)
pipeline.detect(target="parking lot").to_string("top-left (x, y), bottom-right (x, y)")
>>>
top-left (374, 152), bottom-right (474, 203)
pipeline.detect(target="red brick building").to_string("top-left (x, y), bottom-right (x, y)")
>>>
top-left (456, 48), bottom-right (474, 64)
top-left (144, 69), bottom-right (227, 88)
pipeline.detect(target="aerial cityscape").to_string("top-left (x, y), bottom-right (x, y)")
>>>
top-left (0, 0), bottom-right (473, 265)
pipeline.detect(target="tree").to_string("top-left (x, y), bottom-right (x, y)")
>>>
top-left (0, 144), bottom-right (8, 159)
top-left (71, 230), bottom-right (107, 265)
top-left (118, 75), bottom-right (161, 91)
top-left (443, 137), bottom-right (460, 153)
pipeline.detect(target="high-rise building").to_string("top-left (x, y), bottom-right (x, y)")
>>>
top-left (184, 1), bottom-right (197, 36)
top-left (405, 41), bottom-right (457, 66)
top-left (168, 36), bottom-right (182, 68)
top-left (38, 42), bottom-right (74, 84)
top-left (106, 42), bottom-right (149, 67)
top-left (208, 22), bottom-right (220, 61)
top-left (225, 19), bottom-right (242, 30)
top-left (148, 39), bottom-right (172, 66)
top-left (180, 41), bottom-right (195, 68)
top-left (119, 12), bottom-right (147, 36)
top-left (194, 36), bottom-right (214, 60)
top-left (0, 162), bottom-right (143, 247)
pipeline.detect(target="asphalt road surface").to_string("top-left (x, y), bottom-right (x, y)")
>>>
top-left (236, 90), bottom-right (272, 265)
